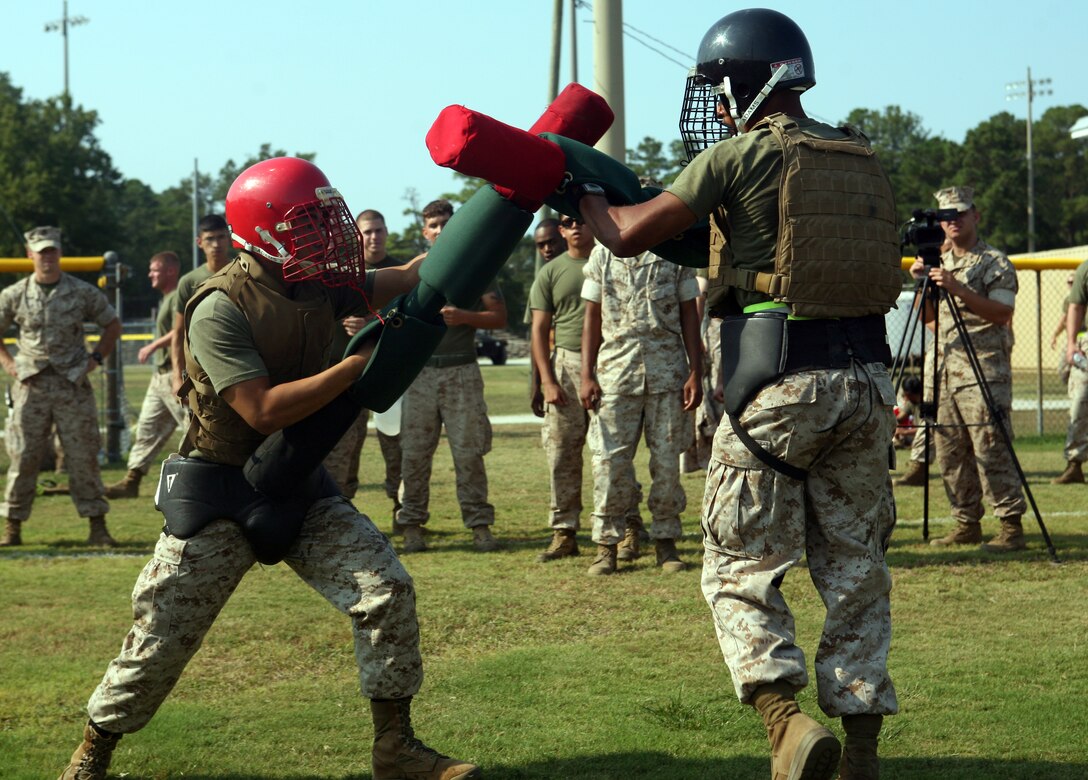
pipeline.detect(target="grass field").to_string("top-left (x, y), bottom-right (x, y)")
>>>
top-left (1, 363), bottom-right (1086, 779)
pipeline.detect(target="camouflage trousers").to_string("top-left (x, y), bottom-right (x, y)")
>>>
top-left (325, 410), bottom-right (403, 500)
top-left (700, 363), bottom-right (898, 717)
top-left (397, 363), bottom-right (493, 528)
top-left (85, 497), bottom-right (422, 734)
top-left (2, 368), bottom-right (107, 520)
top-left (935, 380), bottom-right (1026, 522)
top-left (588, 390), bottom-right (692, 544)
top-left (1064, 353), bottom-right (1088, 462)
top-left (126, 370), bottom-right (187, 475)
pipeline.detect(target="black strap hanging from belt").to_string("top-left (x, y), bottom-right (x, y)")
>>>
top-left (727, 413), bottom-right (809, 481)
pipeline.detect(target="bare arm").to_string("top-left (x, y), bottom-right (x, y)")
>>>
top-left (580, 299), bottom-right (603, 410)
top-left (171, 312), bottom-right (186, 393)
top-left (440, 291), bottom-right (507, 330)
top-left (679, 298), bottom-right (703, 412)
top-left (580, 192), bottom-right (699, 258)
top-left (0, 342), bottom-right (16, 378)
top-left (531, 309), bottom-right (566, 407)
top-left (1067, 303), bottom-right (1087, 363)
top-left (86, 318), bottom-right (122, 374)
top-left (369, 255), bottom-right (424, 308)
top-left (926, 267), bottom-right (1013, 326)
top-left (138, 330), bottom-right (175, 364)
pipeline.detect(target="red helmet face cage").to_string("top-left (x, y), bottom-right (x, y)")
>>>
top-left (226, 157), bottom-right (365, 290)
top-left (275, 188), bottom-right (363, 288)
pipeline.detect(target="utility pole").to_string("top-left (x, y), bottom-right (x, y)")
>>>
top-left (43, 1), bottom-right (90, 99)
top-left (569, 0), bottom-right (578, 83)
top-left (192, 160), bottom-right (200, 269)
top-left (1005, 67), bottom-right (1052, 253)
top-left (594, 0), bottom-right (625, 163)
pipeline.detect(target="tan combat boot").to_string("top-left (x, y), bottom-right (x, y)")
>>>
top-left (536, 529), bottom-right (578, 562)
top-left (616, 524), bottom-right (641, 561)
top-left (586, 543), bottom-right (617, 576)
top-left (655, 538), bottom-right (686, 573)
top-left (370, 698), bottom-right (481, 780)
top-left (891, 461), bottom-right (926, 487)
top-left (402, 524), bottom-right (427, 553)
top-left (1052, 460), bottom-right (1084, 484)
top-left (1, 518), bottom-right (22, 547)
top-left (471, 525), bottom-right (500, 552)
top-left (58, 720), bottom-right (121, 780)
top-left (103, 469), bottom-right (143, 499)
top-left (752, 682), bottom-right (840, 780)
top-left (981, 516), bottom-right (1027, 553)
top-left (929, 522), bottom-right (982, 547)
top-left (839, 714), bottom-right (882, 780)
top-left (86, 516), bottom-right (117, 547)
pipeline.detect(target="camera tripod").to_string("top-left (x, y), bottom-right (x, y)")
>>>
top-left (890, 267), bottom-right (1059, 563)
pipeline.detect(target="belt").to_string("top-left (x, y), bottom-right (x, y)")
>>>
top-left (782, 315), bottom-right (891, 372)
top-left (424, 352), bottom-right (477, 369)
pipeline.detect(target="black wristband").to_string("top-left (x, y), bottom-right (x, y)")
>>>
top-left (572, 182), bottom-right (606, 205)
top-left (90, 351), bottom-right (104, 365)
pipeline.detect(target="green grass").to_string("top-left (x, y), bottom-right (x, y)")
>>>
top-left (1, 367), bottom-right (1087, 778)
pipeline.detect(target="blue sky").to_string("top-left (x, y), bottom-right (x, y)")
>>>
top-left (4, 1), bottom-right (1082, 235)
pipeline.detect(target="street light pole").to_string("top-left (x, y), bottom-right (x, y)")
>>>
top-left (43, 1), bottom-right (90, 99)
top-left (1005, 67), bottom-right (1052, 253)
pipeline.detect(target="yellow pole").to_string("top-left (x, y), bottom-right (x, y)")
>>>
top-left (0, 257), bottom-right (106, 272)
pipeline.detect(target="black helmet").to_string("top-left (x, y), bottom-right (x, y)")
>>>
top-left (680, 8), bottom-right (815, 158)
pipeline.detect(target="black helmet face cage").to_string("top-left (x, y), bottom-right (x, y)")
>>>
top-left (279, 188), bottom-right (364, 289)
top-left (679, 68), bottom-right (731, 163)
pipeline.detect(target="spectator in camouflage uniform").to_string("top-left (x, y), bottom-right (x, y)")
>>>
top-left (579, 242), bottom-right (702, 575)
top-left (0, 226), bottom-right (122, 547)
top-left (911, 186), bottom-right (1028, 551)
top-left (101, 251), bottom-right (186, 499)
top-left (324, 210), bottom-right (405, 510)
top-left (1057, 264), bottom-right (1088, 484)
top-left (395, 199), bottom-right (504, 553)
top-left (530, 217), bottom-right (645, 563)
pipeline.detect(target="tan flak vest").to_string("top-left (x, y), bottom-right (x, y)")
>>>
top-left (180, 254), bottom-right (336, 466)
top-left (708, 113), bottom-right (902, 318)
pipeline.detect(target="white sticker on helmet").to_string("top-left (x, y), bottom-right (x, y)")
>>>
top-left (770, 58), bottom-right (805, 80)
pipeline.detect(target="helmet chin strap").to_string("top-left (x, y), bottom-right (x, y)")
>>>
top-left (732, 62), bottom-right (790, 134)
top-left (232, 229), bottom-right (289, 265)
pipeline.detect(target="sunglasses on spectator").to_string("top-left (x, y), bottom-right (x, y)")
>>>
top-left (559, 217), bottom-right (582, 229)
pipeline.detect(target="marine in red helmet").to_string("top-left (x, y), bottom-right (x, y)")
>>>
top-left (57, 157), bottom-right (482, 780)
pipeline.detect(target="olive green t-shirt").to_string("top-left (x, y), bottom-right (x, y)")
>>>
top-left (667, 116), bottom-right (849, 312)
top-left (174, 264), bottom-right (214, 317)
top-left (431, 282), bottom-right (503, 358)
top-left (528, 252), bottom-right (587, 352)
top-left (155, 289), bottom-right (177, 371)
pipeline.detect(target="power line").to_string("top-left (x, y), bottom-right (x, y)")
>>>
top-left (622, 22), bottom-right (693, 63)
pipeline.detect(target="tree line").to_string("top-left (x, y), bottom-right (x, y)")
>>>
top-left (3, 71), bottom-right (1086, 332)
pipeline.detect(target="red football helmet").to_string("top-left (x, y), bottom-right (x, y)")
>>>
top-left (225, 157), bottom-right (363, 288)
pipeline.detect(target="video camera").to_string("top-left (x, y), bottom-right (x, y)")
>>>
top-left (901, 208), bottom-right (959, 267)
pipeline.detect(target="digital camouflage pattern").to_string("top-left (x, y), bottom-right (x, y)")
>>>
top-left (932, 240), bottom-right (1025, 521)
top-left (582, 248), bottom-right (697, 544)
top-left (700, 364), bottom-right (899, 716)
top-left (2, 370), bottom-right (107, 520)
top-left (86, 498), bottom-right (422, 732)
top-left (0, 274), bottom-right (116, 520)
top-left (1064, 334), bottom-right (1088, 463)
top-left (125, 370), bottom-right (186, 476)
top-left (397, 363), bottom-right (494, 528)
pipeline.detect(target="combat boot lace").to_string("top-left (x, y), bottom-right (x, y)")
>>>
top-left (370, 698), bottom-right (481, 780)
top-left (616, 524), bottom-right (641, 561)
top-left (1052, 460), bottom-right (1084, 484)
top-left (86, 516), bottom-right (117, 547)
top-left (891, 461), bottom-right (926, 487)
top-left (58, 721), bottom-right (121, 780)
top-left (929, 522), bottom-right (982, 547)
top-left (838, 714), bottom-right (882, 780)
top-left (586, 543), bottom-right (617, 576)
top-left (402, 524), bottom-right (427, 553)
top-left (654, 538), bottom-right (686, 573)
top-left (471, 525), bottom-right (500, 552)
top-left (1, 518), bottom-right (22, 547)
top-left (536, 529), bottom-right (578, 562)
top-left (753, 683), bottom-right (840, 780)
top-left (981, 517), bottom-right (1027, 553)
top-left (103, 469), bottom-right (142, 499)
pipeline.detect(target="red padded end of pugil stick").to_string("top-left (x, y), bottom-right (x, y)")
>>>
top-left (527, 83), bottom-right (614, 144)
top-left (426, 106), bottom-right (565, 206)
top-left (495, 84), bottom-right (615, 207)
